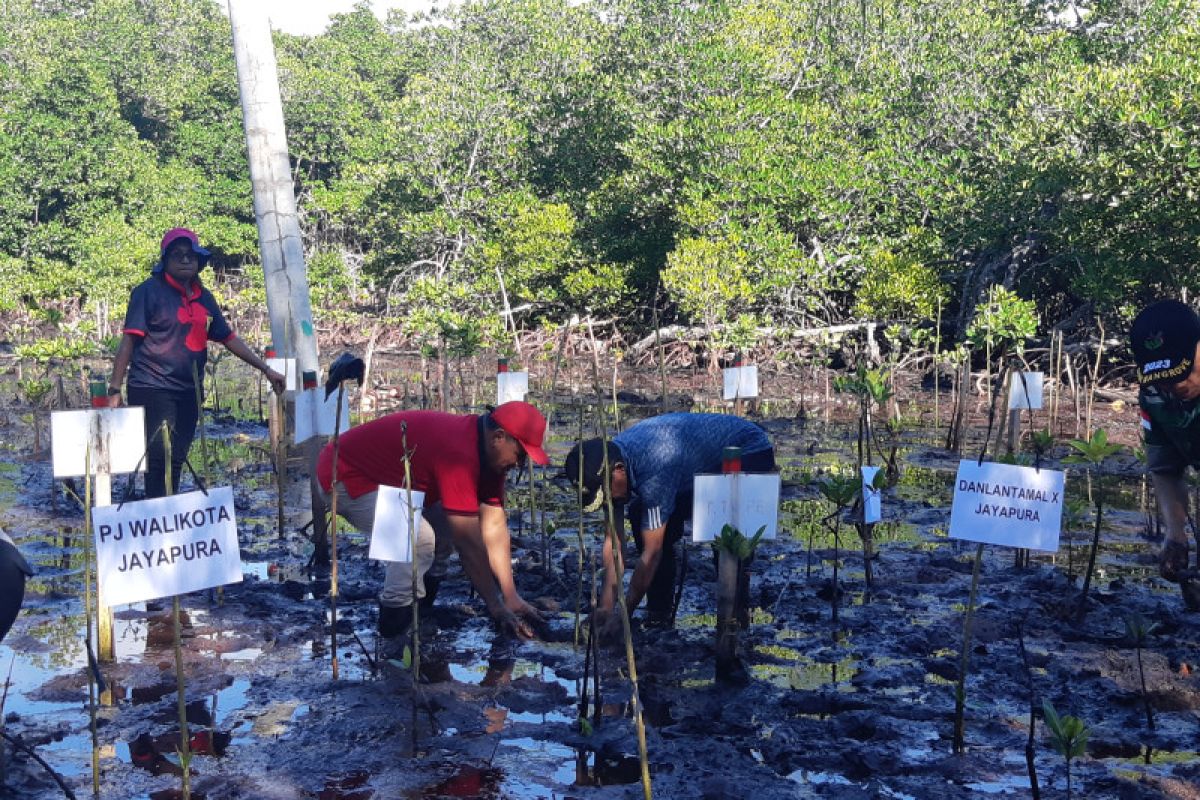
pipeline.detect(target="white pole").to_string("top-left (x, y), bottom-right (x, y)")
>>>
top-left (226, 0), bottom-right (319, 377)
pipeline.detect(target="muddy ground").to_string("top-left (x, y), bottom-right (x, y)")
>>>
top-left (1, 362), bottom-right (1198, 799)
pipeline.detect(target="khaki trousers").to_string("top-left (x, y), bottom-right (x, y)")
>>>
top-left (319, 483), bottom-right (456, 609)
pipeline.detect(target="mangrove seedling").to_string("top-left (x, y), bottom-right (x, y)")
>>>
top-left (1043, 700), bottom-right (1089, 800)
top-left (1062, 499), bottom-right (1089, 584)
top-left (17, 377), bottom-right (52, 454)
top-left (818, 474), bottom-right (860, 627)
top-left (712, 524), bottom-right (766, 682)
top-left (712, 523), bottom-right (766, 561)
top-left (1064, 428), bottom-right (1124, 620)
top-left (1029, 431), bottom-right (1055, 464)
top-left (1123, 612), bottom-right (1159, 731)
top-left (952, 543), bottom-right (985, 755)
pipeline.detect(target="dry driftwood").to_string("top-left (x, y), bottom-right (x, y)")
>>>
top-left (627, 321), bottom-right (881, 358)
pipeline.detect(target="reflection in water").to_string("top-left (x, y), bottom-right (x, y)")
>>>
top-left (573, 750), bottom-right (644, 787)
top-left (413, 765), bottom-right (501, 798)
top-left (316, 770), bottom-right (374, 800)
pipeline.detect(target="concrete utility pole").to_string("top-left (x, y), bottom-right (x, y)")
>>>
top-left (227, 0), bottom-right (319, 375)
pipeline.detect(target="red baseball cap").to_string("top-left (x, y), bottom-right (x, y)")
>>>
top-left (154, 227), bottom-right (211, 273)
top-left (490, 401), bottom-right (549, 465)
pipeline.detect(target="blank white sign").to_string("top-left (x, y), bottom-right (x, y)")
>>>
top-left (497, 372), bottom-right (529, 404)
top-left (92, 486), bottom-right (242, 606)
top-left (293, 387), bottom-right (352, 444)
top-left (1008, 372), bottom-right (1044, 411)
top-left (367, 487), bottom-right (426, 563)
top-left (949, 460), bottom-right (1064, 552)
top-left (51, 408), bottom-right (147, 477)
top-left (861, 465), bottom-right (882, 524)
top-left (691, 473), bottom-right (780, 542)
top-left (722, 365), bottom-right (759, 400)
top-left (265, 357), bottom-right (300, 391)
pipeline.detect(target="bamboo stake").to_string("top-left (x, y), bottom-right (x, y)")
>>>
top-left (1084, 317), bottom-right (1105, 437)
top-left (574, 404), bottom-right (587, 647)
top-left (83, 445), bottom-right (100, 800)
top-left (329, 383), bottom-right (347, 681)
top-left (653, 290), bottom-right (668, 415)
top-left (584, 323), bottom-right (650, 800)
top-left (401, 422), bottom-right (422, 755)
top-left (597, 431), bottom-right (652, 800)
top-left (164, 425), bottom-right (192, 800)
top-left (934, 298), bottom-right (942, 433)
top-left (1049, 331), bottom-right (1062, 436)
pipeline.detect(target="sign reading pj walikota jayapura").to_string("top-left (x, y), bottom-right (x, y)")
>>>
top-left (92, 486), bottom-right (242, 607)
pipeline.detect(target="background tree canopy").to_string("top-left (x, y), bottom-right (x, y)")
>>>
top-left (1, 0), bottom-right (1197, 353)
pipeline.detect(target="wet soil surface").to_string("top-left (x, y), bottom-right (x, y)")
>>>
top-left (2, 372), bottom-right (1198, 799)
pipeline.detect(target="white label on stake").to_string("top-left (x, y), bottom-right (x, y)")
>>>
top-left (92, 487), bottom-right (242, 606)
top-left (367, 486), bottom-right (426, 563)
top-left (51, 408), bottom-right (147, 478)
top-left (497, 372), bottom-right (529, 404)
top-left (861, 465), bottom-right (882, 524)
top-left (691, 473), bottom-right (780, 542)
top-left (293, 387), bottom-right (352, 444)
top-left (722, 365), bottom-right (759, 400)
top-left (265, 358), bottom-right (300, 392)
top-left (1008, 372), bottom-right (1044, 411)
top-left (949, 460), bottom-right (1064, 552)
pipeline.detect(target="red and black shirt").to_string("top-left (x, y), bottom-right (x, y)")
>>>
top-left (122, 273), bottom-right (234, 392)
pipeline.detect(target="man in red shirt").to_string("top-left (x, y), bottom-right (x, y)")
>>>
top-left (316, 401), bottom-right (549, 639)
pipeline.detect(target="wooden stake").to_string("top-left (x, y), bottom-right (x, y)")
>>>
top-left (329, 383), bottom-right (346, 681)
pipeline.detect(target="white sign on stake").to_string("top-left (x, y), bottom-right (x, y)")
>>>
top-left (367, 486), bottom-right (426, 563)
top-left (293, 387), bottom-right (352, 445)
top-left (861, 465), bottom-right (882, 524)
top-left (92, 486), bottom-right (242, 607)
top-left (265, 357), bottom-right (300, 392)
top-left (949, 460), bottom-right (1064, 552)
top-left (1008, 371), bottom-right (1044, 411)
top-left (691, 473), bottom-right (780, 542)
top-left (497, 371), bottom-right (529, 404)
top-left (722, 365), bottom-right (759, 401)
top-left (51, 408), bottom-right (147, 477)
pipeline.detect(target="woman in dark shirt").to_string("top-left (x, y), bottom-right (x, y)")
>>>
top-left (107, 228), bottom-right (284, 497)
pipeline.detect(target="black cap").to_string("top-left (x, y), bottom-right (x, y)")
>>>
top-left (1130, 300), bottom-right (1200, 387)
top-left (563, 439), bottom-right (624, 511)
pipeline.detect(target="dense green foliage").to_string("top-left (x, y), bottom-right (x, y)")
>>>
top-left (1, 0), bottom-right (1198, 352)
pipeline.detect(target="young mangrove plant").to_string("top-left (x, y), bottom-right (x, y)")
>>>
top-left (1123, 612), bottom-right (1159, 731)
top-left (1043, 700), bottom-right (1089, 800)
top-left (1061, 499), bottom-right (1089, 584)
top-left (818, 473), bottom-right (860, 628)
top-left (17, 377), bottom-right (52, 454)
top-left (952, 542), bottom-right (985, 755)
top-left (1063, 428), bottom-right (1124, 620)
top-left (834, 366), bottom-right (894, 589)
top-left (712, 524), bottom-right (766, 682)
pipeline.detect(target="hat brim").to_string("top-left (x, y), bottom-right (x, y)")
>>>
top-left (154, 241), bottom-right (212, 273)
top-left (1139, 356), bottom-right (1194, 386)
top-left (524, 444), bottom-right (550, 466)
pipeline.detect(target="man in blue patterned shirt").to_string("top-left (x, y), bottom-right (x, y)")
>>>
top-left (1131, 300), bottom-right (1200, 608)
top-left (565, 413), bottom-right (775, 636)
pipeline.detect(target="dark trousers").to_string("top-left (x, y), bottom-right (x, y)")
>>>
top-left (631, 448), bottom-right (776, 619)
top-left (128, 386), bottom-right (200, 499)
